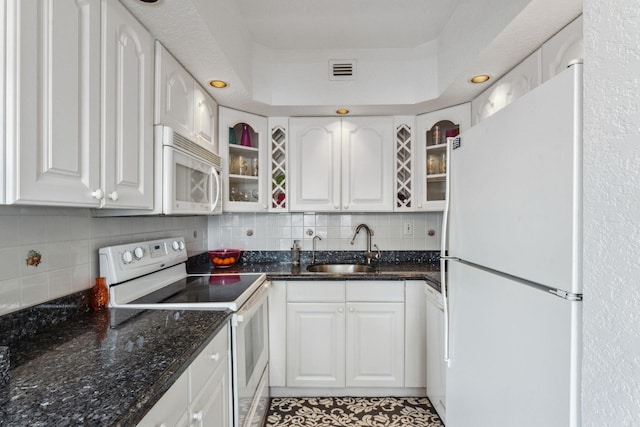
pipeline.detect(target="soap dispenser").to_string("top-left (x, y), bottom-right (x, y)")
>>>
top-left (291, 240), bottom-right (301, 265)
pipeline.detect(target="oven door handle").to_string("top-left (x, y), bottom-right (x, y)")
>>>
top-left (235, 281), bottom-right (270, 324)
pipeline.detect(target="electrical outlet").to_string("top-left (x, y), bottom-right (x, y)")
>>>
top-left (403, 222), bottom-right (413, 235)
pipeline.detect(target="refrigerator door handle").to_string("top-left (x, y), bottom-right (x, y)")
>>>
top-left (441, 138), bottom-right (452, 366)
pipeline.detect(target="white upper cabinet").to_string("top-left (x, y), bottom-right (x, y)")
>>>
top-left (155, 42), bottom-right (217, 154)
top-left (101, 0), bottom-right (154, 209)
top-left (416, 104), bottom-right (470, 211)
top-left (219, 107), bottom-right (268, 212)
top-left (2, 0), bottom-right (154, 209)
top-left (3, 0), bottom-right (101, 206)
top-left (289, 117), bottom-right (394, 212)
top-left (289, 118), bottom-right (342, 212)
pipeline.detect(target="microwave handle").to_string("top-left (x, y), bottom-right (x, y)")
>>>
top-left (211, 167), bottom-right (221, 212)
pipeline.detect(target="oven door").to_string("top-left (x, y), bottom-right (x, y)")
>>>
top-left (163, 146), bottom-right (220, 215)
top-left (232, 281), bottom-right (270, 427)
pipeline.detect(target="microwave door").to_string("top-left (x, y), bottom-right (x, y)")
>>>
top-left (164, 147), bottom-right (215, 215)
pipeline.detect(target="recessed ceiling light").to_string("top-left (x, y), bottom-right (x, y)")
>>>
top-left (336, 109), bottom-right (349, 115)
top-left (209, 80), bottom-right (228, 89)
top-left (470, 74), bottom-right (490, 84)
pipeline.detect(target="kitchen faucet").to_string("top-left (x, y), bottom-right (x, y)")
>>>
top-left (312, 235), bottom-right (322, 264)
top-left (350, 224), bottom-right (381, 265)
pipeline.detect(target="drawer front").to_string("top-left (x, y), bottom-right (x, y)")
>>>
top-left (138, 372), bottom-right (189, 426)
top-left (190, 322), bottom-right (229, 399)
top-left (346, 281), bottom-right (404, 302)
top-left (287, 281), bottom-right (345, 302)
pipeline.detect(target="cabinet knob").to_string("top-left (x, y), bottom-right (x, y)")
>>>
top-left (334, 205), bottom-right (339, 210)
top-left (92, 189), bottom-right (104, 200)
top-left (192, 411), bottom-right (203, 421)
top-left (210, 353), bottom-right (220, 362)
top-left (349, 307), bottom-right (355, 312)
top-left (108, 191), bottom-right (119, 201)
top-left (338, 308), bottom-right (344, 313)
top-left (344, 205), bottom-right (349, 210)
top-left (418, 203), bottom-right (422, 208)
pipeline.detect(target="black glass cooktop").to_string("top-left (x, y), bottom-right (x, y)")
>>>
top-left (130, 273), bottom-right (264, 305)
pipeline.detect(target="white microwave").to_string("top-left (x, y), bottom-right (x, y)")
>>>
top-left (157, 125), bottom-right (222, 215)
top-left (94, 126), bottom-right (222, 217)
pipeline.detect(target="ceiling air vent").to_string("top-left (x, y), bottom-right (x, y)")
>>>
top-left (329, 60), bottom-right (356, 81)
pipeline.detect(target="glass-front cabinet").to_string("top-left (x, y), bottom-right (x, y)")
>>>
top-left (416, 103), bottom-right (471, 211)
top-left (218, 107), bottom-right (268, 212)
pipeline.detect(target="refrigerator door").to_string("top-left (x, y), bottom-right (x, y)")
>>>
top-left (447, 260), bottom-right (581, 427)
top-left (448, 63), bottom-right (582, 294)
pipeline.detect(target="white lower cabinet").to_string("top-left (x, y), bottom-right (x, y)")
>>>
top-left (287, 302), bottom-right (346, 387)
top-left (282, 280), bottom-right (407, 390)
top-left (346, 302), bottom-right (404, 387)
top-left (138, 322), bottom-right (230, 427)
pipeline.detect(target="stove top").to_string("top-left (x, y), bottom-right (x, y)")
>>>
top-left (130, 273), bottom-right (266, 310)
top-left (99, 238), bottom-right (266, 311)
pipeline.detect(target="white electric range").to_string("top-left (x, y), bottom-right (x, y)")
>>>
top-left (99, 237), bottom-right (270, 427)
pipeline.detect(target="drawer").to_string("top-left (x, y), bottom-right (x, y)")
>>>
top-left (137, 372), bottom-right (189, 426)
top-left (287, 281), bottom-right (345, 302)
top-left (346, 281), bottom-right (404, 302)
top-left (190, 322), bottom-right (229, 399)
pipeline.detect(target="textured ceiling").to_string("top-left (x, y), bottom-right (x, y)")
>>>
top-left (121, 0), bottom-right (582, 116)
top-left (236, 0), bottom-right (460, 49)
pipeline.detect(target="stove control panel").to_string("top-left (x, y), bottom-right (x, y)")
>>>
top-left (99, 237), bottom-right (187, 285)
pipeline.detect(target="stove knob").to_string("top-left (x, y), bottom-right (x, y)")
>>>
top-left (133, 247), bottom-right (144, 260)
top-left (178, 241), bottom-right (185, 251)
top-left (171, 241), bottom-right (180, 251)
top-left (122, 250), bottom-right (133, 264)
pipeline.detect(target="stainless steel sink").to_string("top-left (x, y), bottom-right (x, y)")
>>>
top-left (306, 263), bottom-right (376, 273)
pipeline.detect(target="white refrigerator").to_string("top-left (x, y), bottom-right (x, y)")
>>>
top-left (441, 61), bottom-right (583, 427)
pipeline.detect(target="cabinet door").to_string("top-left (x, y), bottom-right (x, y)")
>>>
top-left (346, 302), bottom-right (404, 387)
top-left (219, 107), bottom-right (268, 212)
top-left (289, 118), bottom-right (341, 212)
top-left (286, 302), bottom-right (345, 387)
top-left (193, 84), bottom-right (218, 154)
top-left (190, 355), bottom-right (230, 427)
top-left (341, 117), bottom-right (394, 211)
top-left (137, 373), bottom-right (189, 427)
top-left (7, 0), bottom-right (100, 206)
top-left (102, 0), bottom-right (154, 209)
top-left (155, 42), bottom-right (193, 139)
top-left (416, 103), bottom-right (470, 211)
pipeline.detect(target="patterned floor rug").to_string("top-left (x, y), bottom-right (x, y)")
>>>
top-left (265, 397), bottom-right (444, 427)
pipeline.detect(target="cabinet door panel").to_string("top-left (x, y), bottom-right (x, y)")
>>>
top-left (289, 118), bottom-right (341, 212)
top-left (341, 118), bottom-right (394, 211)
top-left (346, 302), bottom-right (404, 387)
top-left (287, 303), bottom-right (345, 387)
top-left (193, 84), bottom-right (218, 153)
top-left (102, 0), bottom-right (153, 209)
top-left (155, 43), bottom-right (193, 139)
top-left (10, 0), bottom-right (100, 206)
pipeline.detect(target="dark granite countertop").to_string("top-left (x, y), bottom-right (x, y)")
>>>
top-left (0, 301), bottom-right (230, 426)
top-left (190, 250), bottom-right (442, 292)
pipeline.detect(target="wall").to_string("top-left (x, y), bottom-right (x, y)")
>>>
top-left (207, 212), bottom-right (442, 252)
top-left (582, 0), bottom-right (640, 425)
top-left (0, 206), bottom-right (208, 316)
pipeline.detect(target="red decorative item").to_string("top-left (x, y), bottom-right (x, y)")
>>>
top-left (240, 123), bottom-right (251, 147)
top-left (91, 277), bottom-right (109, 311)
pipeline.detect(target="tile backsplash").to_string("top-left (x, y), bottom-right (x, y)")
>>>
top-left (0, 206), bottom-right (208, 316)
top-left (208, 212), bottom-right (442, 252)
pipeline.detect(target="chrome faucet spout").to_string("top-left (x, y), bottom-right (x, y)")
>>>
top-left (312, 235), bottom-right (322, 265)
top-left (350, 224), bottom-right (380, 264)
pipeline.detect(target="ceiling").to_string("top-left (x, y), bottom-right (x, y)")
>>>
top-left (235, 0), bottom-right (459, 50)
top-left (120, 0), bottom-right (582, 117)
